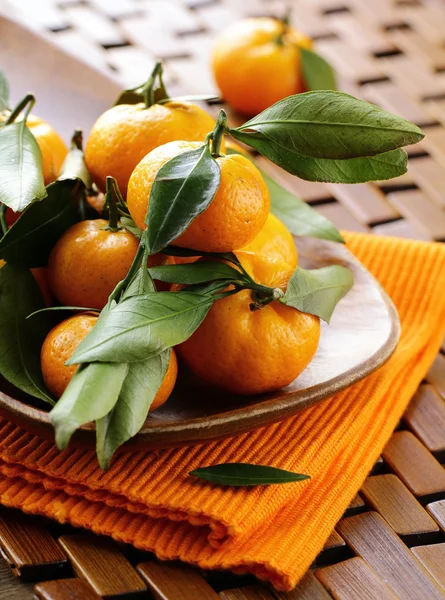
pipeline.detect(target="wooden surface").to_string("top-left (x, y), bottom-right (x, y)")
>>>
top-left (1, 0), bottom-right (445, 599)
top-left (0, 235), bottom-right (400, 450)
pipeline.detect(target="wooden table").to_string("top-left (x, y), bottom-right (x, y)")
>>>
top-left (2, 0), bottom-right (445, 598)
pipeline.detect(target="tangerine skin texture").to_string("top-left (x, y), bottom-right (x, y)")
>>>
top-left (212, 17), bottom-right (313, 116)
top-left (41, 313), bottom-right (178, 405)
top-left (177, 254), bottom-right (320, 395)
top-left (41, 313), bottom-right (97, 399)
top-left (240, 213), bottom-right (298, 269)
top-left (26, 115), bottom-right (68, 184)
top-left (84, 101), bottom-right (217, 196)
top-left (48, 219), bottom-right (139, 310)
top-left (127, 141), bottom-right (270, 253)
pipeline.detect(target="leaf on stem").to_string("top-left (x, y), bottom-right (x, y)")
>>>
top-left (190, 463), bottom-right (310, 486)
top-left (146, 145), bottom-right (220, 254)
top-left (96, 350), bottom-right (171, 469)
top-left (58, 130), bottom-right (92, 189)
top-left (281, 264), bottom-right (354, 323)
top-left (233, 91), bottom-right (424, 160)
top-left (0, 120), bottom-right (47, 211)
top-left (68, 291), bottom-right (215, 364)
top-left (0, 179), bottom-right (84, 267)
top-left (0, 264), bottom-right (54, 403)
top-left (230, 130), bottom-right (408, 183)
top-left (148, 261), bottom-right (242, 285)
top-left (50, 362), bottom-right (129, 450)
top-left (300, 48), bottom-right (337, 91)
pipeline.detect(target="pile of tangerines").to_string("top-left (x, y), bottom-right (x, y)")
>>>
top-left (0, 15), bottom-right (423, 465)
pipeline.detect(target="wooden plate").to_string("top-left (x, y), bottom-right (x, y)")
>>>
top-left (0, 236), bottom-right (400, 449)
top-left (0, 16), bottom-right (401, 450)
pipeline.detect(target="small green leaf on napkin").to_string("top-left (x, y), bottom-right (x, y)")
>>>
top-left (190, 463), bottom-right (310, 486)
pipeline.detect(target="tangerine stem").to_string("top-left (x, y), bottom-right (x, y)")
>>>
top-left (0, 204), bottom-right (7, 235)
top-left (209, 110), bottom-right (228, 157)
top-left (275, 6), bottom-right (292, 46)
top-left (143, 61), bottom-right (164, 108)
top-left (104, 176), bottom-right (122, 232)
top-left (4, 93), bottom-right (35, 126)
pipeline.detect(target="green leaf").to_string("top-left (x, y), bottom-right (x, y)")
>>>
top-left (121, 216), bottom-right (143, 239)
top-left (281, 265), bottom-right (354, 323)
top-left (50, 362), bottom-right (128, 450)
top-left (263, 170), bottom-right (344, 242)
top-left (122, 264), bottom-right (156, 299)
top-left (68, 291), bottom-right (215, 364)
top-left (190, 463), bottom-right (310, 486)
top-left (0, 179), bottom-right (83, 267)
top-left (234, 91), bottom-right (424, 160)
top-left (148, 261), bottom-right (242, 285)
top-left (96, 350), bottom-right (170, 469)
top-left (230, 130), bottom-right (408, 183)
top-left (59, 131), bottom-right (92, 189)
top-left (300, 48), bottom-right (336, 91)
top-left (0, 264), bottom-right (54, 404)
top-left (147, 145), bottom-right (221, 254)
top-left (0, 69), bottom-right (9, 111)
top-left (0, 120), bottom-right (47, 211)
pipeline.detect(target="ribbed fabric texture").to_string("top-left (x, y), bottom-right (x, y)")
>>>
top-left (0, 232), bottom-right (445, 591)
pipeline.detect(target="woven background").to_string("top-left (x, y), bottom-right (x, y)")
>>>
top-left (2, 0), bottom-right (445, 599)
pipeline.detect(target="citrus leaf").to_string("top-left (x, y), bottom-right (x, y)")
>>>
top-left (122, 265), bottom-right (156, 299)
top-left (121, 216), bottom-right (142, 239)
top-left (148, 261), bottom-right (242, 285)
top-left (96, 350), bottom-right (171, 469)
top-left (234, 91), bottom-right (424, 160)
top-left (229, 130), bottom-right (408, 183)
top-left (190, 463), bottom-right (310, 486)
top-left (59, 131), bottom-right (92, 189)
top-left (0, 69), bottom-right (9, 111)
top-left (281, 265), bottom-right (354, 323)
top-left (68, 291), bottom-right (215, 364)
top-left (0, 264), bottom-right (54, 404)
top-left (50, 362), bottom-right (128, 450)
top-left (300, 47), bottom-right (337, 91)
top-left (146, 145), bottom-right (221, 254)
top-left (0, 120), bottom-right (47, 211)
top-left (0, 179), bottom-right (84, 267)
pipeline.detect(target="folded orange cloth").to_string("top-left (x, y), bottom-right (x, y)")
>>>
top-left (0, 232), bottom-right (445, 591)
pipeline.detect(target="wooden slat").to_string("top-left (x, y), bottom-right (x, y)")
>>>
top-left (0, 557), bottom-right (34, 600)
top-left (344, 494), bottom-right (366, 516)
top-left (384, 57), bottom-right (445, 100)
top-left (426, 353), bottom-right (445, 399)
top-left (372, 219), bottom-right (431, 241)
top-left (274, 571), bottom-right (331, 599)
top-left (315, 557), bottom-right (398, 600)
top-left (382, 431), bottom-right (445, 499)
top-left (412, 544), bottom-right (445, 592)
top-left (408, 157), bottom-right (445, 209)
top-left (422, 127), bottom-right (445, 170)
top-left (388, 30), bottom-right (445, 70)
top-left (64, 6), bottom-right (127, 47)
top-left (137, 561), bottom-right (220, 600)
top-left (34, 578), bottom-right (101, 600)
top-left (386, 190), bottom-right (445, 241)
top-left (360, 474), bottom-right (439, 543)
top-left (362, 82), bottom-right (436, 126)
top-left (330, 14), bottom-right (396, 54)
top-left (315, 39), bottom-right (386, 83)
top-left (405, 384), bottom-right (445, 456)
top-left (327, 183), bottom-right (398, 225)
top-left (315, 203), bottom-right (369, 233)
top-left (58, 534), bottom-right (147, 599)
top-left (219, 586), bottom-right (275, 600)
top-left (0, 508), bottom-right (68, 581)
top-left (336, 512), bottom-right (445, 599)
top-left (427, 500), bottom-right (445, 532)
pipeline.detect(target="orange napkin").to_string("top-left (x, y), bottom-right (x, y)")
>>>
top-left (0, 232), bottom-right (445, 591)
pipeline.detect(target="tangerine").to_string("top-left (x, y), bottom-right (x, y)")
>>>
top-left (48, 219), bottom-right (139, 310)
top-left (177, 253), bottom-right (320, 395)
top-left (85, 101), bottom-right (217, 196)
top-left (212, 17), bottom-right (312, 116)
top-left (127, 141), bottom-right (270, 253)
